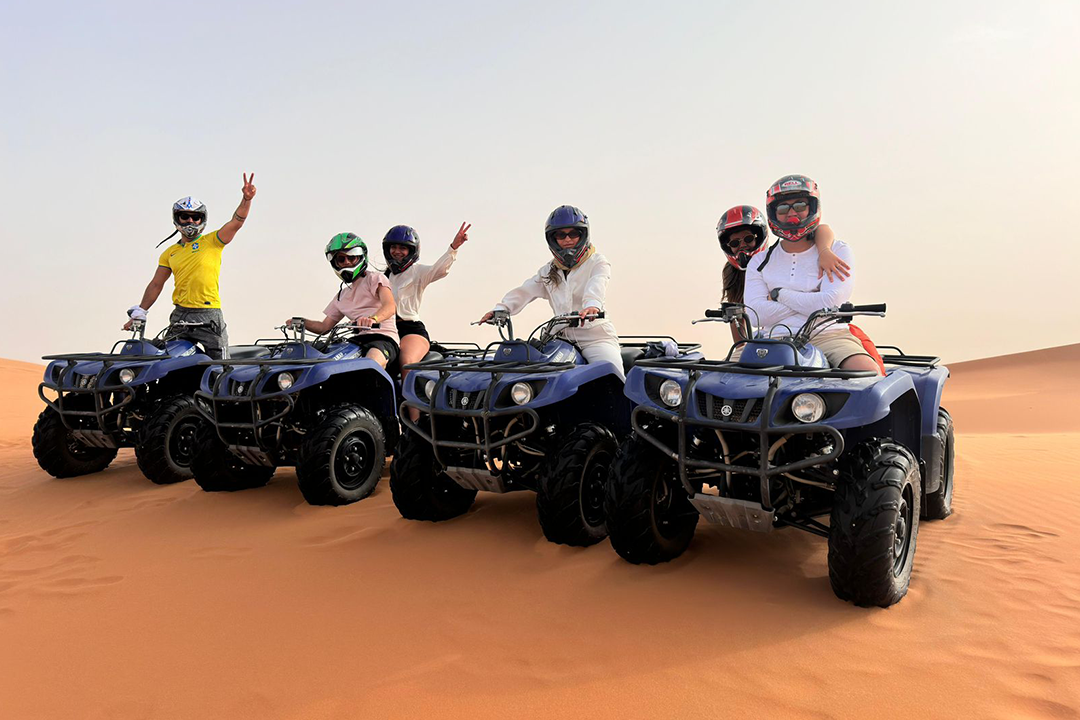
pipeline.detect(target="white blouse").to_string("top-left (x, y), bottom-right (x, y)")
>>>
top-left (493, 252), bottom-right (619, 344)
top-left (744, 241), bottom-right (855, 337)
top-left (387, 245), bottom-right (459, 322)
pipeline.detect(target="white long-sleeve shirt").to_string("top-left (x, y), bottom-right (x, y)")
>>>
top-left (493, 252), bottom-right (619, 344)
top-left (744, 241), bottom-right (854, 337)
top-left (387, 245), bottom-right (458, 321)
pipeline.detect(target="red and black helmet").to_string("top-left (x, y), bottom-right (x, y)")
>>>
top-left (717, 205), bottom-right (769, 269)
top-left (766, 174), bottom-right (821, 242)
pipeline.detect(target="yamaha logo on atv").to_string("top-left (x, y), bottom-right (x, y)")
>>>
top-left (502, 347), bottom-right (512, 356)
top-left (721, 404), bottom-right (733, 417)
top-left (460, 394), bottom-right (470, 407)
top-left (756, 348), bottom-right (769, 358)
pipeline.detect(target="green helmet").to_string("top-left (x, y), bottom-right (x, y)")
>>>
top-left (325, 232), bottom-right (368, 283)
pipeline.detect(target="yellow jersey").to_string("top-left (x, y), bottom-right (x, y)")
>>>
top-left (157, 231), bottom-right (225, 309)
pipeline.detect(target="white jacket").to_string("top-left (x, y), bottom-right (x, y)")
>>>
top-left (387, 245), bottom-right (458, 321)
top-left (493, 252), bottom-right (619, 344)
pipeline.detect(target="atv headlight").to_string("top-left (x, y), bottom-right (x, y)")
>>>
top-left (276, 372), bottom-right (295, 391)
top-left (119, 368), bottom-right (136, 384)
top-left (424, 379), bottom-right (436, 399)
top-left (791, 393), bottom-right (826, 423)
top-left (659, 379), bottom-right (683, 408)
top-left (510, 382), bottom-right (533, 405)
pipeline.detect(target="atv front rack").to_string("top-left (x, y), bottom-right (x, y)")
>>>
top-left (401, 348), bottom-right (578, 471)
top-left (634, 355), bottom-right (878, 379)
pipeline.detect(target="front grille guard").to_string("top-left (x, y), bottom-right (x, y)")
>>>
top-left (36, 353), bottom-right (162, 432)
top-left (194, 359), bottom-right (311, 451)
top-left (400, 349), bottom-right (576, 472)
top-left (632, 370), bottom-right (846, 512)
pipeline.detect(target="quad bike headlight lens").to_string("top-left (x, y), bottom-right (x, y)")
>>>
top-left (424, 379), bottom-right (436, 399)
top-left (791, 393), bottom-right (826, 423)
top-left (118, 368), bottom-right (136, 384)
top-left (510, 382), bottom-right (533, 405)
top-left (276, 372), bottom-right (295, 391)
top-left (659, 379), bottom-right (683, 408)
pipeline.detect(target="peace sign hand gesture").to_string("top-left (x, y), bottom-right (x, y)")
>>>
top-left (451, 221), bottom-right (471, 250)
top-left (241, 173), bottom-right (256, 201)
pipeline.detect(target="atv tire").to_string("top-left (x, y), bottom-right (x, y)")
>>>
top-left (605, 436), bottom-right (699, 564)
top-left (297, 404), bottom-right (385, 506)
top-left (537, 423), bottom-right (616, 547)
top-left (829, 439), bottom-right (920, 608)
top-left (135, 395), bottom-right (204, 485)
top-left (390, 428), bottom-right (476, 521)
top-left (32, 407), bottom-right (118, 478)
top-left (191, 423), bottom-right (274, 492)
top-left (922, 408), bottom-right (955, 520)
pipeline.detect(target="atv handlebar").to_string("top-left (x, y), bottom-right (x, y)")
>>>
top-left (839, 302), bottom-right (886, 314)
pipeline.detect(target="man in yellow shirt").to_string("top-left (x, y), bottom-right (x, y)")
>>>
top-left (124, 173), bottom-right (256, 359)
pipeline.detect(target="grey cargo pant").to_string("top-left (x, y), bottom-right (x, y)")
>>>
top-left (168, 306), bottom-right (229, 359)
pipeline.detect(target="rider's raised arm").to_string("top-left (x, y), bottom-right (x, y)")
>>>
top-left (218, 173), bottom-right (256, 245)
top-left (744, 256), bottom-right (791, 329)
top-left (493, 268), bottom-right (549, 316)
top-left (420, 221), bottom-right (469, 286)
top-left (581, 254), bottom-right (612, 312)
top-left (775, 243), bottom-right (855, 314)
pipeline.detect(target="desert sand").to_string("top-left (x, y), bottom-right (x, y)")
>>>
top-left (1, 347), bottom-right (1078, 719)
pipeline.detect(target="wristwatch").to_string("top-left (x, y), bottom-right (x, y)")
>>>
top-left (769, 287), bottom-right (782, 302)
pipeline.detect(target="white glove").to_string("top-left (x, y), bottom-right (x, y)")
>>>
top-left (660, 339), bottom-right (679, 357)
top-left (127, 306), bottom-right (148, 321)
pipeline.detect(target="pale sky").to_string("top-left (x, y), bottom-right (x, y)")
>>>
top-left (2, 0), bottom-right (1078, 364)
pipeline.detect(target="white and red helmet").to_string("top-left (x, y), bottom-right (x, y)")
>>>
top-left (717, 205), bottom-right (768, 269)
top-left (766, 174), bottom-right (820, 242)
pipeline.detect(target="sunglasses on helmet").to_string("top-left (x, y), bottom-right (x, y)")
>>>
top-left (176, 212), bottom-right (204, 224)
top-left (551, 229), bottom-right (582, 241)
top-left (775, 201), bottom-right (810, 215)
top-left (724, 234), bottom-right (758, 250)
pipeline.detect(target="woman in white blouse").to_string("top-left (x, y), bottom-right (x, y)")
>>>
top-left (478, 205), bottom-right (625, 381)
top-left (384, 223), bottom-right (471, 418)
top-left (744, 175), bottom-right (883, 375)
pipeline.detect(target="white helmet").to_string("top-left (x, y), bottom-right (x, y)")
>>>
top-left (172, 196), bottom-right (207, 239)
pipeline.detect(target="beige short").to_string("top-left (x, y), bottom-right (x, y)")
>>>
top-left (814, 330), bottom-right (874, 368)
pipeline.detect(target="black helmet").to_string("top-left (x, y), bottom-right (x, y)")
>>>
top-left (544, 205), bottom-right (591, 268)
top-left (383, 225), bottom-right (420, 274)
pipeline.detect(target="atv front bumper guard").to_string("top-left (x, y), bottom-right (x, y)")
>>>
top-left (631, 357), bottom-right (878, 513)
top-left (38, 352), bottom-right (165, 433)
top-left (400, 352), bottom-right (576, 472)
top-left (193, 357), bottom-right (330, 451)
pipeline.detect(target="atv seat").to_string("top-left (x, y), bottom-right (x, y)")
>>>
top-left (228, 345), bottom-right (272, 360)
top-left (420, 350), bottom-right (444, 363)
top-left (620, 347), bottom-right (645, 374)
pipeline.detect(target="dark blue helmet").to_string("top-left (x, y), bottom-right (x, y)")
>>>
top-left (544, 205), bottom-right (591, 268)
top-left (383, 225), bottom-right (420, 274)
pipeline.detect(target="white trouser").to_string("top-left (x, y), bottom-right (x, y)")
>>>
top-left (579, 337), bottom-right (626, 381)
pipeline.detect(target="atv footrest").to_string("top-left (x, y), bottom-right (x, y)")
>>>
top-left (690, 494), bottom-right (775, 532)
top-left (71, 429), bottom-right (119, 449)
top-left (444, 466), bottom-right (509, 493)
top-left (228, 445), bottom-right (275, 467)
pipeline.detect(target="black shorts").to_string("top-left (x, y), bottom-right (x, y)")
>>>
top-left (396, 318), bottom-right (431, 342)
top-left (350, 333), bottom-right (399, 365)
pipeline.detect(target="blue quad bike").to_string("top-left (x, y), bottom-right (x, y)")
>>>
top-left (391, 310), bottom-right (701, 547)
top-left (33, 319), bottom-right (269, 483)
top-left (191, 319), bottom-right (452, 506)
top-left (605, 302), bottom-right (955, 607)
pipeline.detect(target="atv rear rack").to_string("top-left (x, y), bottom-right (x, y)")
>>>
top-left (876, 346), bottom-right (941, 368)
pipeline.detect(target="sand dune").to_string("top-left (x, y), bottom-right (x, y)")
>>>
top-left (1, 347), bottom-right (1078, 718)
